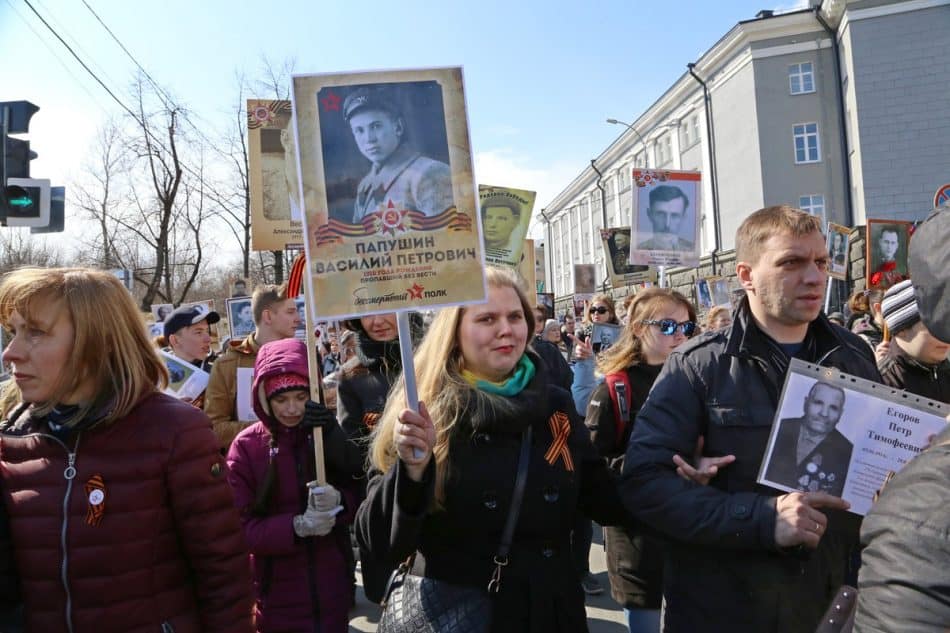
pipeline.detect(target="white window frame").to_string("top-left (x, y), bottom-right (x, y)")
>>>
top-left (799, 194), bottom-right (825, 224)
top-left (789, 62), bottom-right (815, 95)
top-left (793, 122), bottom-right (821, 164)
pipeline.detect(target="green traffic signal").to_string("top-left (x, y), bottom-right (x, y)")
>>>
top-left (5, 185), bottom-right (33, 208)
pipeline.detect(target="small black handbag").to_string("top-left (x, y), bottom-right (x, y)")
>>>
top-left (377, 426), bottom-right (533, 633)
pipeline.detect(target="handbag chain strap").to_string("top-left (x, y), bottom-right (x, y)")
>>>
top-left (380, 424), bottom-right (536, 607)
top-left (487, 424), bottom-right (533, 594)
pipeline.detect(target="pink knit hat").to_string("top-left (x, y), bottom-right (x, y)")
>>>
top-left (263, 373), bottom-right (309, 400)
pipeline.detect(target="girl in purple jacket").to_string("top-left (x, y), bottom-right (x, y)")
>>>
top-left (227, 338), bottom-right (357, 633)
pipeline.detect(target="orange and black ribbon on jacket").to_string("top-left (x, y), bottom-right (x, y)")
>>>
top-left (544, 411), bottom-right (574, 472)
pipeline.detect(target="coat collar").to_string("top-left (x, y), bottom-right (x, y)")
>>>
top-left (725, 296), bottom-right (845, 363)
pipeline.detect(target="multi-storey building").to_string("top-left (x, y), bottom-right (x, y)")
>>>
top-left (540, 0), bottom-right (950, 298)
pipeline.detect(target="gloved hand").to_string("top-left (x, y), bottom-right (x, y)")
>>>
top-left (292, 507), bottom-right (337, 538)
top-left (306, 481), bottom-right (342, 512)
top-left (301, 400), bottom-right (336, 429)
top-left (301, 400), bottom-right (364, 480)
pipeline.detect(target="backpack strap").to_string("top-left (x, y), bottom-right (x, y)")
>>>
top-left (604, 371), bottom-right (633, 447)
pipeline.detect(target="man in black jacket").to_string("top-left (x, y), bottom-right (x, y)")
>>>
top-left (621, 205), bottom-right (881, 633)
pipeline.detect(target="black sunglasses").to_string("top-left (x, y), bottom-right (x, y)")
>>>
top-left (589, 306), bottom-right (610, 315)
top-left (642, 319), bottom-right (697, 337)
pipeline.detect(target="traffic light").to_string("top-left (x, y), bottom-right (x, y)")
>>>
top-left (31, 186), bottom-right (64, 234)
top-left (1, 101), bottom-right (40, 223)
top-left (5, 178), bottom-right (50, 228)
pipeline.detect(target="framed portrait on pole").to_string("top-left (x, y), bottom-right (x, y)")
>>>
top-left (600, 228), bottom-right (655, 288)
top-left (479, 185), bottom-right (536, 268)
top-left (630, 169), bottom-right (702, 267)
top-left (826, 222), bottom-right (851, 281)
top-left (247, 100), bottom-right (305, 251)
top-left (866, 219), bottom-right (911, 288)
top-left (291, 67), bottom-right (485, 322)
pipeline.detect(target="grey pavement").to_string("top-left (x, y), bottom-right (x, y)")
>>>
top-left (348, 526), bottom-right (627, 632)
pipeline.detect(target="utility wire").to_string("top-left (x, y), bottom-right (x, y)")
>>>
top-left (79, 0), bottom-right (176, 107)
top-left (33, 0), bottom-right (122, 95)
top-left (2, 0), bottom-right (112, 118)
top-left (22, 0), bottom-right (246, 223)
top-left (21, 0), bottom-right (145, 127)
top-left (78, 0), bottom-right (233, 150)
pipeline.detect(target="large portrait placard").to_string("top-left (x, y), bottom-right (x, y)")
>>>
top-left (573, 263), bottom-right (596, 299)
top-left (865, 219), bottom-right (911, 288)
top-left (291, 67), bottom-right (485, 320)
top-left (600, 228), bottom-right (655, 288)
top-left (516, 239), bottom-right (537, 297)
top-left (534, 243), bottom-right (546, 293)
top-left (226, 297), bottom-right (255, 339)
top-left (757, 359), bottom-right (947, 516)
top-left (479, 185), bottom-right (535, 267)
top-left (247, 100), bottom-right (305, 251)
top-left (826, 222), bottom-right (850, 281)
top-left (630, 169), bottom-right (701, 267)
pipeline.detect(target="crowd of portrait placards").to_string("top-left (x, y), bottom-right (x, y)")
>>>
top-left (0, 65), bottom-right (945, 633)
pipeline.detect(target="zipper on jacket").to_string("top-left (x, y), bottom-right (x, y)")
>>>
top-left (60, 434), bottom-right (80, 633)
top-left (12, 431), bottom-right (81, 633)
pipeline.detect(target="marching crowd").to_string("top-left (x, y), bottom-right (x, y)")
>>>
top-left (0, 203), bottom-right (946, 632)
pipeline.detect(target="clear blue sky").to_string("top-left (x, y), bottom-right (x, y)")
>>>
top-left (1, 0), bottom-right (805, 248)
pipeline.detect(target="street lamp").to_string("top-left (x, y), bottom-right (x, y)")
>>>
top-left (606, 117), bottom-right (672, 288)
top-left (606, 118), bottom-right (649, 157)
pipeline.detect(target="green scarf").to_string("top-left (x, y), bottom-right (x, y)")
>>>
top-left (461, 355), bottom-right (535, 397)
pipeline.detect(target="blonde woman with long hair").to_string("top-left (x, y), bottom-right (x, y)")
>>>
top-left (356, 266), bottom-right (632, 633)
top-left (584, 288), bottom-right (720, 632)
top-left (0, 267), bottom-right (253, 632)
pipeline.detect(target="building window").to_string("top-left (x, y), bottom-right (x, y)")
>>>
top-left (799, 194), bottom-right (825, 222)
top-left (793, 123), bottom-right (821, 163)
top-left (656, 134), bottom-right (672, 166)
top-left (789, 62), bottom-right (815, 95)
top-left (680, 114), bottom-right (700, 149)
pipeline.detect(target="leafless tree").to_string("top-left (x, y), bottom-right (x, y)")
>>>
top-left (0, 229), bottom-right (67, 274)
top-left (73, 120), bottom-right (129, 269)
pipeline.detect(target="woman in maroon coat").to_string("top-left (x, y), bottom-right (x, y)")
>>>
top-left (0, 267), bottom-right (253, 633)
top-left (227, 338), bottom-right (357, 633)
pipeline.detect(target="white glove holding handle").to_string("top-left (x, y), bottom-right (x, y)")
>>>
top-left (306, 481), bottom-right (342, 513)
top-left (292, 508), bottom-right (337, 537)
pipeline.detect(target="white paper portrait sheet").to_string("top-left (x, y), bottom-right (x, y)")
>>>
top-left (758, 359), bottom-right (948, 516)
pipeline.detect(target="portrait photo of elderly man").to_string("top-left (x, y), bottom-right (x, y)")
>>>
top-left (636, 184), bottom-right (695, 251)
top-left (763, 380), bottom-right (853, 497)
top-left (326, 84), bottom-right (455, 224)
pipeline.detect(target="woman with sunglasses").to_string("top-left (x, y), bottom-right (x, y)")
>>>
top-left (571, 294), bottom-right (620, 415)
top-left (565, 293), bottom-right (621, 596)
top-left (583, 288), bottom-right (701, 632)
